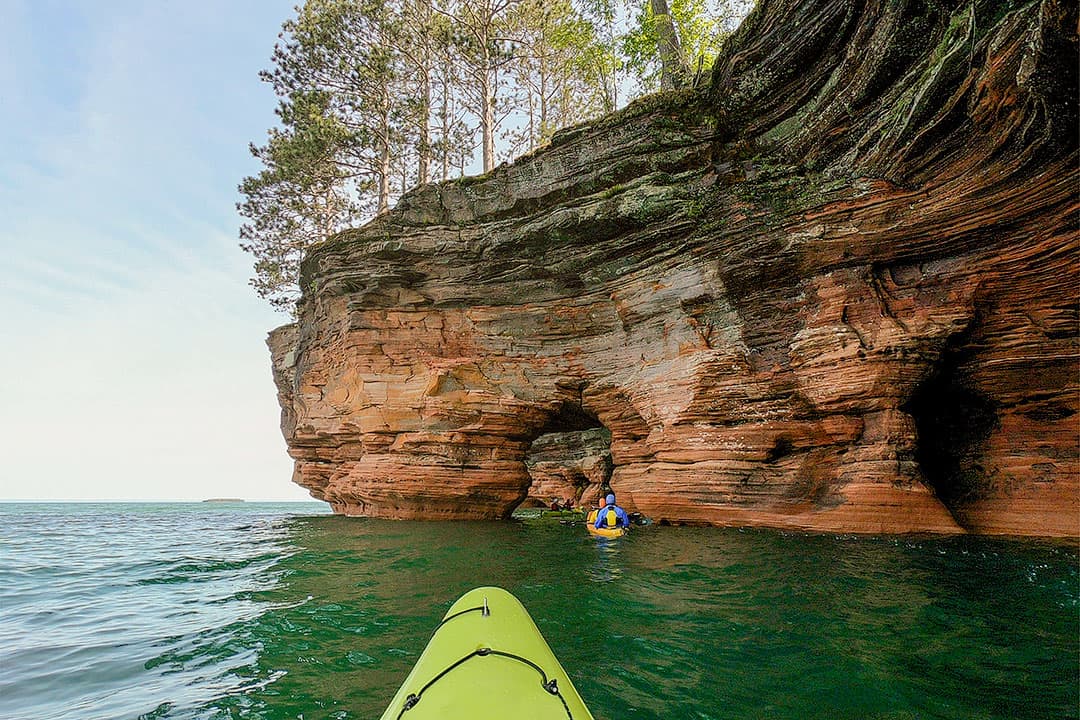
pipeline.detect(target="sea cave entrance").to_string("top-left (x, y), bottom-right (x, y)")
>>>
top-left (903, 339), bottom-right (998, 526)
top-left (514, 402), bottom-right (613, 514)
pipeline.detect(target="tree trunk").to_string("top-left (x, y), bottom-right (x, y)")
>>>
top-left (321, 186), bottom-right (334, 240)
top-left (418, 68), bottom-right (431, 185)
top-left (527, 91), bottom-right (536, 151)
top-left (539, 53), bottom-right (548, 142)
top-left (440, 77), bottom-right (451, 181)
top-left (378, 102), bottom-right (391, 213)
top-left (416, 0), bottom-right (432, 185)
top-left (651, 0), bottom-right (688, 90)
top-left (481, 44), bottom-right (495, 173)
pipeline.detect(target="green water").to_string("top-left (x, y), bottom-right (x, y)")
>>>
top-left (1, 503), bottom-right (1076, 719)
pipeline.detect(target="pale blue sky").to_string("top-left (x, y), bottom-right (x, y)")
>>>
top-left (0, 1), bottom-right (754, 502)
top-left (0, 0), bottom-right (313, 500)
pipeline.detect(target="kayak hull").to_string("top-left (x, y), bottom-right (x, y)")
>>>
top-left (587, 524), bottom-right (626, 538)
top-left (379, 586), bottom-right (594, 719)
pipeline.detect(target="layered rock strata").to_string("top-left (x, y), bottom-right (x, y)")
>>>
top-left (269, 0), bottom-right (1078, 536)
top-left (524, 428), bottom-right (613, 508)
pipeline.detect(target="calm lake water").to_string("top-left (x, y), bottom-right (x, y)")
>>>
top-left (1, 502), bottom-right (1076, 719)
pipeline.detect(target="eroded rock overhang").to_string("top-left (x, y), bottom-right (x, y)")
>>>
top-left (268, 0), bottom-right (1078, 536)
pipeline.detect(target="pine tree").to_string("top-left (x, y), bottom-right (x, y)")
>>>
top-left (575, 0), bottom-right (624, 113)
top-left (240, 0), bottom-right (750, 312)
top-left (238, 91), bottom-right (364, 310)
top-left (436, 0), bottom-right (519, 173)
top-left (506, 0), bottom-right (608, 153)
top-left (623, 0), bottom-right (736, 94)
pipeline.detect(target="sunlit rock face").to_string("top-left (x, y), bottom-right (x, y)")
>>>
top-left (268, 0), bottom-right (1078, 536)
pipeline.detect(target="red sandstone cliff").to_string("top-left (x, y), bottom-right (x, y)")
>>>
top-left (268, 0), bottom-right (1078, 536)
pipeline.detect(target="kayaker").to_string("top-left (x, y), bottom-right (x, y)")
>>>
top-left (593, 493), bottom-right (630, 530)
top-left (587, 492), bottom-right (613, 526)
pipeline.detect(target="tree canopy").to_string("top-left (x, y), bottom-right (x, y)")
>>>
top-left (239, 0), bottom-right (751, 312)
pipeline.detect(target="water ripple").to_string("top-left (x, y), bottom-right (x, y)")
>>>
top-left (1, 505), bottom-right (1076, 720)
top-left (0, 503), bottom-right (323, 720)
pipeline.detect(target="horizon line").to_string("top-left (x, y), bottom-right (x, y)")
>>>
top-left (0, 498), bottom-right (328, 504)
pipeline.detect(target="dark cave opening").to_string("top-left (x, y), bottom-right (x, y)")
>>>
top-left (535, 401), bottom-right (605, 436)
top-left (514, 402), bottom-right (612, 512)
top-left (903, 345), bottom-right (999, 511)
top-left (765, 436), bottom-right (794, 463)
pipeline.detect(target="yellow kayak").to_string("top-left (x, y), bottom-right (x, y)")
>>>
top-left (586, 524), bottom-right (627, 538)
top-left (379, 587), bottom-right (595, 719)
top-left (586, 508), bottom-right (628, 538)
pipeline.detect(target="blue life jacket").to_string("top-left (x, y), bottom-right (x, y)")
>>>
top-left (595, 504), bottom-right (629, 529)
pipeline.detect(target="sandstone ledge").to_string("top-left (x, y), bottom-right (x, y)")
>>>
top-left (269, 0), bottom-right (1078, 537)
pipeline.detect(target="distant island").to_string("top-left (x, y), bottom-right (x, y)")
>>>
top-left (202, 498), bottom-right (245, 503)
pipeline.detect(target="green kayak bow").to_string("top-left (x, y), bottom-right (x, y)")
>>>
top-left (380, 586), bottom-right (595, 719)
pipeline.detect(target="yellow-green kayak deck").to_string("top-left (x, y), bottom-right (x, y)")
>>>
top-left (379, 587), bottom-right (594, 719)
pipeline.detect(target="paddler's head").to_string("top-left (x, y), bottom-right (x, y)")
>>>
top-left (605, 493), bottom-right (616, 506)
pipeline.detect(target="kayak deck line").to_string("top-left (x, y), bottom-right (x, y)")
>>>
top-left (430, 601), bottom-right (488, 632)
top-left (379, 587), bottom-right (595, 719)
top-left (396, 646), bottom-right (573, 719)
